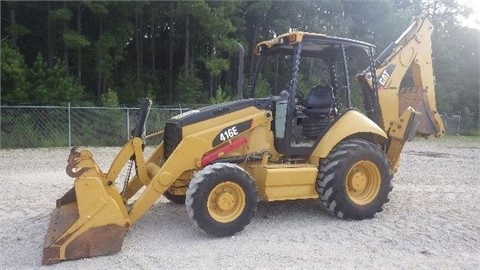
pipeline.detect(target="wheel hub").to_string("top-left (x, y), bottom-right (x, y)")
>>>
top-left (207, 181), bottom-right (246, 223)
top-left (349, 171), bottom-right (367, 192)
top-left (346, 160), bottom-right (381, 205)
top-left (216, 192), bottom-right (235, 211)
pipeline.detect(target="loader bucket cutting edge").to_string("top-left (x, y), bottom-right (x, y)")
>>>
top-left (43, 202), bottom-right (126, 264)
top-left (43, 152), bottom-right (130, 265)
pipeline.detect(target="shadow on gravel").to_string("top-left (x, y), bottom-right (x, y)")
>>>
top-left (128, 198), bottom-right (331, 241)
top-left (255, 199), bottom-right (326, 219)
top-left (405, 150), bottom-right (450, 158)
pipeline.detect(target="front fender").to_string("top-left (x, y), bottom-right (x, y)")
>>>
top-left (310, 110), bottom-right (387, 164)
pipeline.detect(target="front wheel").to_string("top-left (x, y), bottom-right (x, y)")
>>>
top-left (186, 163), bottom-right (258, 237)
top-left (316, 139), bottom-right (393, 220)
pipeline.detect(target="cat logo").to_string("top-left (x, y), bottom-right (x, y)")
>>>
top-left (378, 64), bottom-right (396, 89)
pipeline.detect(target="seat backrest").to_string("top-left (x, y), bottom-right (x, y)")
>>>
top-left (306, 85), bottom-right (334, 108)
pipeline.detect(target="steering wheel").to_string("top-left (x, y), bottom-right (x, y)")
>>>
top-left (295, 90), bottom-right (307, 107)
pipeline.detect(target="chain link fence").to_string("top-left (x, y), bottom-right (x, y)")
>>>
top-left (1, 105), bottom-right (478, 149)
top-left (442, 113), bottom-right (479, 136)
top-left (0, 104), bottom-right (198, 149)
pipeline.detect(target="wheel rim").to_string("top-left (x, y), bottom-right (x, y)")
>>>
top-left (345, 160), bottom-right (381, 205)
top-left (207, 181), bottom-right (246, 223)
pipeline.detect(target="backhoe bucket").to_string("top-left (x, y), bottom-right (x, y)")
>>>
top-left (399, 88), bottom-right (445, 137)
top-left (43, 148), bottom-right (131, 265)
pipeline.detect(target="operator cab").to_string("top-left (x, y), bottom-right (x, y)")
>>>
top-left (249, 32), bottom-right (380, 157)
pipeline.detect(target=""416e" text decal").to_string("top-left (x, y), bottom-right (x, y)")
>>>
top-left (212, 119), bottom-right (252, 147)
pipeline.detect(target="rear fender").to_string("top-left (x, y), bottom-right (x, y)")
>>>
top-left (310, 110), bottom-right (387, 165)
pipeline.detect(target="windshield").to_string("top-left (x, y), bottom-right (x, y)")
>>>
top-left (249, 43), bottom-right (374, 113)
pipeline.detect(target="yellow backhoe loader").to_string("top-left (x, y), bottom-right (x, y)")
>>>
top-left (43, 16), bottom-right (445, 264)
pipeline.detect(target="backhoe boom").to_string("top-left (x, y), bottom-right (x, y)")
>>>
top-left (360, 16), bottom-right (445, 138)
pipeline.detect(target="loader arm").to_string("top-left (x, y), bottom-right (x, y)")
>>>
top-left (359, 16), bottom-right (445, 138)
top-left (43, 101), bottom-right (273, 264)
top-left (127, 107), bottom-right (272, 223)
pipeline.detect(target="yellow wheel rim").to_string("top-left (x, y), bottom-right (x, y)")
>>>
top-left (345, 160), bottom-right (381, 205)
top-left (207, 181), bottom-right (246, 223)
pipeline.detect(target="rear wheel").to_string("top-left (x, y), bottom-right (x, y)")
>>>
top-left (186, 163), bottom-right (258, 237)
top-left (316, 139), bottom-right (393, 219)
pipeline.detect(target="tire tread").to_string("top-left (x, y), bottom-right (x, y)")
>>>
top-left (316, 139), bottom-right (393, 220)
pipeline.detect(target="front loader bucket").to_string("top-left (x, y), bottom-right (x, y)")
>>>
top-left (43, 148), bottom-right (131, 265)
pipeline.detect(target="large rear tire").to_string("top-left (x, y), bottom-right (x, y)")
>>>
top-left (186, 163), bottom-right (258, 237)
top-left (316, 139), bottom-right (393, 220)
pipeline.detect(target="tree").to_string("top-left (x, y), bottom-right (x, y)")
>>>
top-left (423, 0), bottom-right (478, 133)
top-left (28, 53), bottom-right (84, 102)
top-left (1, 44), bottom-right (84, 104)
top-left (4, 2), bottom-right (30, 49)
top-left (49, 3), bottom-right (73, 75)
top-left (0, 0), bottom-right (477, 121)
top-left (1, 44), bottom-right (30, 102)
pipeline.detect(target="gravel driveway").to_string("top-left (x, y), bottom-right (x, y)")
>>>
top-left (1, 136), bottom-right (478, 269)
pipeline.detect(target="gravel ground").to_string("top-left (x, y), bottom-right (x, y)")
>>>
top-left (0, 136), bottom-right (479, 269)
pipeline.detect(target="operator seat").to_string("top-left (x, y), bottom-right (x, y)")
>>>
top-left (301, 85), bottom-right (336, 139)
top-left (303, 85), bottom-right (335, 118)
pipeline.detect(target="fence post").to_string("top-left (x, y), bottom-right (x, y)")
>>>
top-left (0, 105), bottom-right (2, 149)
top-left (68, 102), bottom-right (72, 147)
top-left (457, 111), bottom-right (461, 135)
top-left (126, 107), bottom-right (130, 140)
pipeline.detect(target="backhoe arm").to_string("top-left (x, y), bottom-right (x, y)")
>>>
top-left (360, 16), bottom-right (445, 138)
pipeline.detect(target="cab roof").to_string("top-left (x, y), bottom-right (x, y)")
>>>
top-left (254, 32), bottom-right (376, 58)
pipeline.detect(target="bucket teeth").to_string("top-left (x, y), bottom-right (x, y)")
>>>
top-left (66, 147), bottom-right (89, 178)
top-left (66, 147), bottom-right (79, 177)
